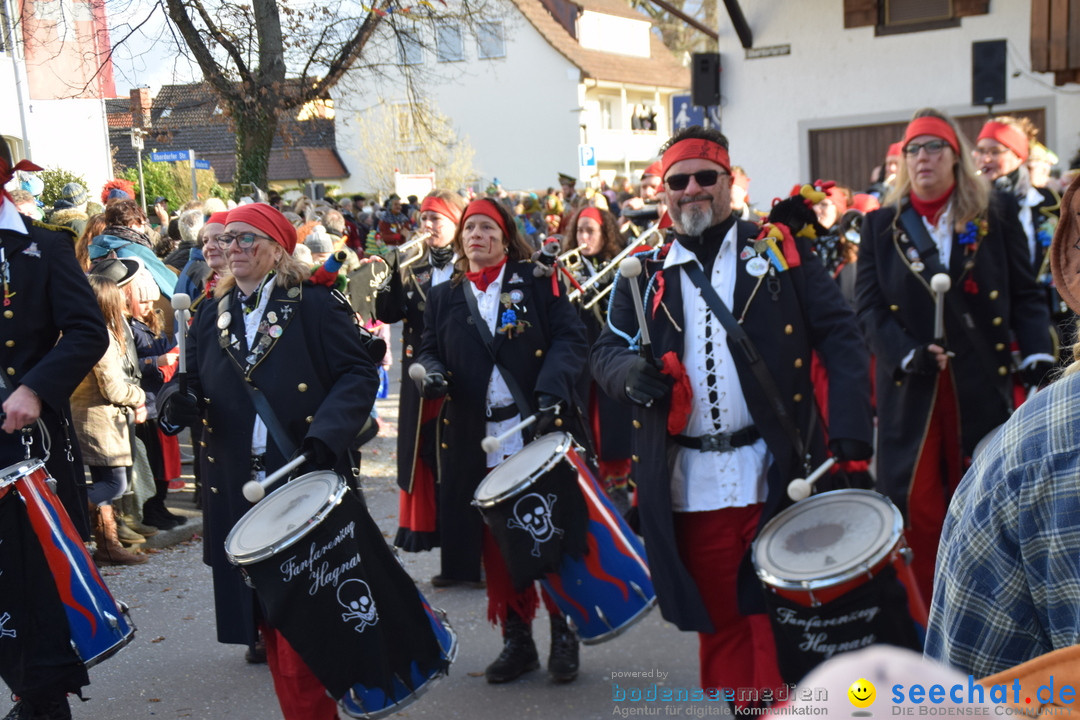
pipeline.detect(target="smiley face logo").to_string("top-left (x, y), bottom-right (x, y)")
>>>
top-left (848, 678), bottom-right (876, 709)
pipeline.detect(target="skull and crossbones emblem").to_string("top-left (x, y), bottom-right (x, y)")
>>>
top-left (337, 579), bottom-right (378, 633)
top-left (0, 612), bottom-right (16, 639)
top-left (506, 493), bottom-right (563, 557)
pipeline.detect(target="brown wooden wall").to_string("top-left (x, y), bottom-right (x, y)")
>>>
top-left (1031, 0), bottom-right (1080, 84)
top-left (808, 108), bottom-right (1046, 191)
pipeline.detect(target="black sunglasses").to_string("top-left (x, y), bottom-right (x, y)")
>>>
top-left (903, 140), bottom-right (950, 157)
top-left (665, 170), bottom-right (726, 191)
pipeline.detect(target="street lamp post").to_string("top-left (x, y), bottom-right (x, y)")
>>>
top-left (131, 128), bottom-right (146, 214)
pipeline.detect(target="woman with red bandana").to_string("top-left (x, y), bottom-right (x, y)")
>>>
top-left (855, 108), bottom-right (1054, 605)
top-left (560, 207), bottom-right (633, 507)
top-left (415, 198), bottom-right (588, 685)
top-left (160, 203), bottom-right (381, 719)
top-left (975, 116), bottom-right (1069, 344)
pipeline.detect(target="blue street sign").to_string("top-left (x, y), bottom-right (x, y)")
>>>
top-left (671, 94), bottom-right (720, 131)
top-left (194, 159), bottom-right (211, 170)
top-left (149, 150), bottom-right (189, 163)
top-left (578, 144), bottom-right (596, 169)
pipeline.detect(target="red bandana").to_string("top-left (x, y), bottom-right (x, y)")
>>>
top-left (902, 117), bottom-right (960, 155)
top-left (466, 256), bottom-right (507, 292)
top-left (660, 139), bottom-right (731, 179)
top-left (977, 121), bottom-right (1029, 162)
top-left (420, 195), bottom-right (462, 225)
top-left (910, 185), bottom-right (955, 223)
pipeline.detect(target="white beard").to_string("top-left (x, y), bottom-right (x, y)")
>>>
top-left (675, 202), bottom-right (714, 237)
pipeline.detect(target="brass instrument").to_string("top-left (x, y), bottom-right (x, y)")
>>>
top-left (555, 246), bottom-right (583, 274)
top-left (569, 222), bottom-right (664, 310)
top-left (397, 231), bottom-right (432, 269)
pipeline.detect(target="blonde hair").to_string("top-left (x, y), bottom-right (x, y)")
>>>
top-left (214, 247), bottom-right (310, 298)
top-left (885, 108), bottom-right (989, 229)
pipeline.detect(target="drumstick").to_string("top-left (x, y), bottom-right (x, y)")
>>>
top-left (619, 256), bottom-right (654, 364)
top-left (481, 414), bottom-right (537, 454)
top-left (786, 457), bottom-right (838, 501)
top-left (242, 453), bottom-right (309, 503)
top-left (931, 273), bottom-right (950, 342)
top-left (171, 293), bottom-right (192, 393)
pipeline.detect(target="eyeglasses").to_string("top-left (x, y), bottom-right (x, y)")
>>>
top-left (903, 140), bottom-right (950, 157)
top-left (973, 146), bottom-right (1010, 158)
top-left (665, 170), bottom-right (726, 191)
top-left (219, 232), bottom-right (271, 248)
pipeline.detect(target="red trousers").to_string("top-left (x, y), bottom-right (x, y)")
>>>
top-left (261, 624), bottom-right (338, 720)
top-left (674, 506), bottom-right (783, 709)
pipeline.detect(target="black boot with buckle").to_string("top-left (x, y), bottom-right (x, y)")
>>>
top-left (484, 610), bottom-right (539, 683)
top-left (547, 612), bottom-right (579, 683)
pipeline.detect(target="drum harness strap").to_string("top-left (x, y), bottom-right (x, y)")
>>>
top-left (898, 206), bottom-right (1014, 414)
top-left (217, 293), bottom-right (299, 466)
top-left (681, 262), bottom-right (810, 473)
top-left (461, 282), bottom-right (535, 422)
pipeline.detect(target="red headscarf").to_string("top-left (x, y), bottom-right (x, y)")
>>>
top-left (977, 121), bottom-right (1029, 162)
top-left (578, 207), bottom-right (603, 225)
top-left (460, 198), bottom-right (508, 237)
top-left (226, 203), bottom-right (297, 254)
top-left (660, 138), bottom-right (731, 179)
top-left (420, 195), bottom-right (462, 225)
top-left (902, 116), bottom-right (960, 155)
top-left (206, 211), bottom-right (229, 227)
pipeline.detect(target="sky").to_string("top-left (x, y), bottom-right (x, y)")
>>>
top-left (107, 0), bottom-right (199, 95)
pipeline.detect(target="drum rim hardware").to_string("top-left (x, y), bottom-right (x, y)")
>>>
top-left (226, 472), bottom-right (348, 565)
top-left (473, 432), bottom-right (575, 508)
top-left (752, 489), bottom-right (904, 600)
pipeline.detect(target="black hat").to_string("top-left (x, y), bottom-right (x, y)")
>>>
top-left (558, 173), bottom-right (576, 185)
top-left (89, 257), bottom-right (142, 287)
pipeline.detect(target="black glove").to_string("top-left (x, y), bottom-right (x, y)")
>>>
top-left (1021, 359), bottom-right (1055, 389)
top-left (162, 390), bottom-right (200, 428)
top-left (422, 372), bottom-right (449, 399)
top-left (624, 356), bottom-right (672, 406)
top-left (534, 393), bottom-right (563, 436)
top-left (829, 438), bottom-right (873, 462)
top-left (906, 343), bottom-right (944, 375)
top-left (302, 437), bottom-right (337, 470)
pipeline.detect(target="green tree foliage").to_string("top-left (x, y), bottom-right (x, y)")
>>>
top-left (39, 167), bottom-right (89, 208)
top-left (122, 158), bottom-right (227, 209)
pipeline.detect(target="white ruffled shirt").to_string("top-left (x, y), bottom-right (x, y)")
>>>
top-left (663, 230), bottom-right (771, 512)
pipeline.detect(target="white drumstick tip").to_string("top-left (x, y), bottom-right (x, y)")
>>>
top-left (930, 273), bottom-right (951, 294)
top-left (480, 436), bottom-right (501, 454)
top-left (408, 363), bottom-right (427, 382)
top-left (171, 293), bottom-right (192, 311)
top-left (620, 256), bottom-right (643, 278)
top-left (787, 478), bottom-right (812, 502)
top-left (242, 480), bottom-right (265, 503)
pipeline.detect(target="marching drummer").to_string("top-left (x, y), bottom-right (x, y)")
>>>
top-left (414, 197), bottom-right (589, 684)
top-left (160, 202), bottom-right (380, 720)
top-left (373, 190), bottom-right (476, 583)
top-left (0, 159), bottom-right (109, 719)
top-left (591, 126), bottom-right (873, 710)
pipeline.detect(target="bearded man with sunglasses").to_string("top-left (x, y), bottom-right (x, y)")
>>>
top-left (591, 126), bottom-right (873, 707)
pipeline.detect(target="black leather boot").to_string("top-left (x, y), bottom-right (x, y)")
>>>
top-left (547, 612), bottom-right (579, 683)
top-left (484, 611), bottom-right (539, 683)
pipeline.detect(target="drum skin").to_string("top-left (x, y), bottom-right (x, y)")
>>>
top-left (226, 472), bottom-right (455, 718)
top-left (475, 433), bottom-right (656, 643)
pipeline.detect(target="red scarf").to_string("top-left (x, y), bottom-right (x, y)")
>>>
top-left (466, 257), bottom-right (507, 292)
top-left (910, 185), bottom-right (954, 224)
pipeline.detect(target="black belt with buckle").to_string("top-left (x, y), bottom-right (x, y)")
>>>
top-left (486, 404), bottom-right (519, 423)
top-left (673, 427), bottom-right (760, 452)
top-left (250, 453), bottom-right (266, 473)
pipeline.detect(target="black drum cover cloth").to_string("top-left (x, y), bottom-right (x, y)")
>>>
top-left (244, 489), bottom-right (446, 700)
top-left (480, 461), bottom-right (589, 593)
top-left (0, 492), bottom-right (89, 700)
top-left (762, 564), bottom-right (922, 685)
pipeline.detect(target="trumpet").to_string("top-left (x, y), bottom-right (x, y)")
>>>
top-left (397, 231), bottom-right (432, 269)
top-left (569, 223), bottom-right (664, 309)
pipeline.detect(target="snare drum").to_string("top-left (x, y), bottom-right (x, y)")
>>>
top-left (752, 489), bottom-right (925, 683)
top-left (0, 460), bottom-right (134, 667)
top-left (474, 433), bottom-right (656, 644)
top-left (225, 471), bottom-right (455, 720)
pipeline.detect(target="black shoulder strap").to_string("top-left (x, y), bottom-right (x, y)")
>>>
top-left (216, 293), bottom-right (298, 458)
top-left (899, 206), bottom-right (949, 279)
top-left (461, 281), bottom-right (533, 420)
top-left (682, 261), bottom-right (807, 469)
